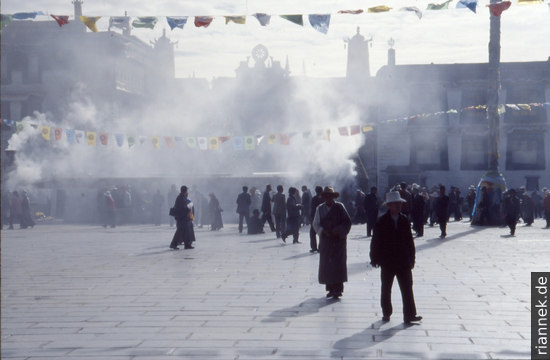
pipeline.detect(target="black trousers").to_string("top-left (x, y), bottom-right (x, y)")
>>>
top-left (238, 212), bottom-right (249, 233)
top-left (261, 211), bottom-right (276, 231)
top-left (380, 266), bottom-right (417, 321)
top-left (170, 219), bottom-right (193, 248)
top-left (439, 220), bottom-right (447, 237)
top-left (309, 226), bottom-right (318, 251)
top-left (506, 216), bottom-right (517, 234)
top-left (274, 213), bottom-right (286, 238)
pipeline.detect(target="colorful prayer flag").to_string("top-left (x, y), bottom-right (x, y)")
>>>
top-left (54, 128), bottom-right (63, 140)
top-left (256, 135), bottom-right (264, 145)
top-left (51, 15), bottom-right (69, 27)
top-left (338, 127), bottom-right (349, 136)
top-left (198, 137), bottom-right (208, 150)
top-left (280, 15), bottom-right (303, 26)
top-left (244, 136), bottom-right (255, 150)
top-left (400, 6), bottom-right (423, 18)
top-left (209, 137), bottom-right (219, 150)
top-left (457, 0), bottom-right (478, 13)
top-left (280, 133), bottom-right (290, 145)
top-left (75, 130), bottom-right (85, 144)
top-left (368, 6), bottom-right (392, 13)
top-left (87, 132), bottom-right (97, 146)
top-left (151, 136), bottom-right (160, 149)
top-left (362, 125), bottom-right (374, 133)
top-left (488, 1), bottom-right (511, 16)
top-left (218, 136), bottom-right (231, 144)
top-left (253, 13), bottom-right (271, 26)
top-left (99, 132), bottom-right (109, 145)
top-left (164, 136), bottom-right (174, 148)
top-left (308, 14), bottom-right (330, 34)
top-left (166, 16), bottom-right (188, 30)
top-left (194, 16), bottom-right (213, 28)
top-left (109, 16), bottom-right (130, 30)
top-left (233, 136), bottom-right (244, 150)
top-left (16, 121), bottom-right (24, 134)
top-left (186, 137), bottom-right (197, 148)
top-left (518, 0), bottom-right (542, 3)
top-left (337, 9), bottom-right (364, 14)
top-left (13, 12), bottom-right (42, 20)
top-left (132, 17), bottom-right (157, 29)
top-left (427, 0), bottom-right (453, 10)
top-left (350, 125), bottom-right (361, 135)
top-left (127, 135), bottom-right (135, 147)
top-left (79, 16), bottom-right (101, 32)
top-left (66, 129), bottom-right (75, 144)
top-left (267, 134), bottom-right (278, 144)
top-left (41, 126), bottom-right (51, 141)
top-left (225, 16), bottom-right (246, 24)
top-left (115, 134), bottom-right (124, 147)
top-left (1, 15), bottom-right (12, 30)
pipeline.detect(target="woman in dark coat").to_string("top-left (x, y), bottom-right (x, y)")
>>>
top-left (313, 186), bottom-right (352, 299)
top-left (208, 193), bottom-right (223, 231)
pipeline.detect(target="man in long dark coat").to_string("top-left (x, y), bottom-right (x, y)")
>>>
top-left (170, 185), bottom-right (195, 250)
top-left (364, 187), bottom-right (380, 237)
top-left (370, 191), bottom-right (422, 324)
top-left (503, 188), bottom-right (521, 236)
top-left (281, 187), bottom-right (302, 243)
top-left (313, 186), bottom-right (352, 299)
top-left (260, 184), bottom-right (276, 232)
top-left (435, 185), bottom-right (450, 238)
top-left (236, 186), bottom-right (251, 233)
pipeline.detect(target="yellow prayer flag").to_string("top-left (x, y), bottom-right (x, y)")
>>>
top-left (224, 16), bottom-right (246, 24)
top-left (87, 131), bottom-right (97, 146)
top-left (79, 16), bottom-right (101, 32)
top-left (518, 0), bottom-right (542, 4)
top-left (209, 137), bottom-right (219, 150)
top-left (152, 136), bottom-right (160, 149)
top-left (368, 6), bottom-right (392, 13)
top-left (267, 134), bottom-right (278, 144)
top-left (362, 125), bottom-right (374, 133)
top-left (41, 126), bottom-right (51, 141)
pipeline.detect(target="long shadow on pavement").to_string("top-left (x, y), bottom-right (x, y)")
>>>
top-left (331, 321), bottom-right (419, 358)
top-left (261, 297), bottom-right (339, 323)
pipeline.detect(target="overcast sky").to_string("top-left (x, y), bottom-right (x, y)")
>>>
top-left (2, 0), bottom-right (549, 79)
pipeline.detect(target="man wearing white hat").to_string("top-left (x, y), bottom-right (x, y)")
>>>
top-left (370, 191), bottom-right (422, 324)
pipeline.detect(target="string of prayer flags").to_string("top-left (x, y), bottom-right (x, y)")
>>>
top-left (253, 13), bottom-right (271, 26)
top-left (308, 14), bottom-right (331, 34)
top-left (400, 6), bottom-right (423, 18)
top-left (166, 16), bottom-right (188, 30)
top-left (337, 9), bottom-right (364, 14)
top-left (51, 15), bottom-right (69, 27)
top-left (338, 126), bottom-right (350, 136)
top-left (488, 1), bottom-right (511, 16)
top-left (80, 16), bottom-right (101, 32)
top-left (225, 16), bottom-right (246, 25)
top-left (280, 15), bottom-right (303, 26)
top-left (132, 17), bottom-right (157, 29)
top-left (194, 16), bottom-right (213, 28)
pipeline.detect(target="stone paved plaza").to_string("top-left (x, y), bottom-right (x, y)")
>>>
top-left (1, 218), bottom-right (549, 359)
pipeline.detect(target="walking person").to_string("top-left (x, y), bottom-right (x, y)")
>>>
top-left (301, 185), bottom-right (312, 226)
top-left (370, 191), bottom-right (422, 324)
top-left (364, 187), bottom-right (380, 237)
top-left (410, 184), bottom-right (424, 237)
top-left (281, 187), bottom-right (302, 243)
top-left (260, 184), bottom-right (276, 232)
top-left (169, 185), bottom-right (195, 250)
top-left (309, 186), bottom-right (324, 253)
top-left (503, 189), bottom-right (521, 236)
top-left (208, 193), bottom-right (223, 231)
top-left (435, 185), bottom-right (450, 238)
top-left (20, 190), bottom-right (35, 229)
top-left (519, 187), bottom-right (534, 226)
top-left (313, 186), bottom-right (352, 299)
top-left (272, 185), bottom-right (286, 239)
top-left (236, 186), bottom-right (251, 233)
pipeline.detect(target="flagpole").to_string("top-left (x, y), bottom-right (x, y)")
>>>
top-left (472, 0), bottom-right (507, 226)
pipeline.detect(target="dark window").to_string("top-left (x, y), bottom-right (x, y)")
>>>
top-left (410, 133), bottom-right (449, 170)
top-left (505, 132), bottom-right (545, 170)
top-left (461, 135), bottom-right (488, 170)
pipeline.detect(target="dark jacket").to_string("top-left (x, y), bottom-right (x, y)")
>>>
top-left (174, 193), bottom-right (193, 222)
top-left (370, 211), bottom-right (415, 270)
top-left (236, 191), bottom-right (251, 215)
top-left (286, 196), bottom-right (301, 219)
top-left (314, 202), bottom-right (352, 285)
top-left (364, 193), bottom-right (380, 219)
top-left (435, 195), bottom-right (450, 223)
top-left (411, 193), bottom-right (425, 221)
top-left (261, 190), bottom-right (272, 214)
top-left (272, 192), bottom-right (286, 216)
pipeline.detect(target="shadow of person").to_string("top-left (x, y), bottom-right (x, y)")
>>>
top-left (331, 320), bottom-right (415, 358)
top-left (261, 297), bottom-right (338, 323)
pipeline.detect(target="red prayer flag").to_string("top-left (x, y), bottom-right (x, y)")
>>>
top-left (488, 1), bottom-right (511, 16)
top-left (51, 15), bottom-right (69, 27)
top-left (54, 128), bottom-right (63, 140)
top-left (99, 133), bottom-right (109, 145)
top-left (164, 136), bottom-right (174, 148)
top-left (350, 125), bottom-right (361, 135)
top-left (338, 126), bottom-right (349, 136)
top-left (280, 133), bottom-right (290, 145)
top-left (218, 136), bottom-right (231, 144)
top-left (194, 16), bottom-right (213, 28)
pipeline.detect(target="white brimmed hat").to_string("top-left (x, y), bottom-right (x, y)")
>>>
top-left (384, 191), bottom-right (407, 205)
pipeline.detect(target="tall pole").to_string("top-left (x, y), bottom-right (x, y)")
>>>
top-left (472, 0), bottom-right (507, 226)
